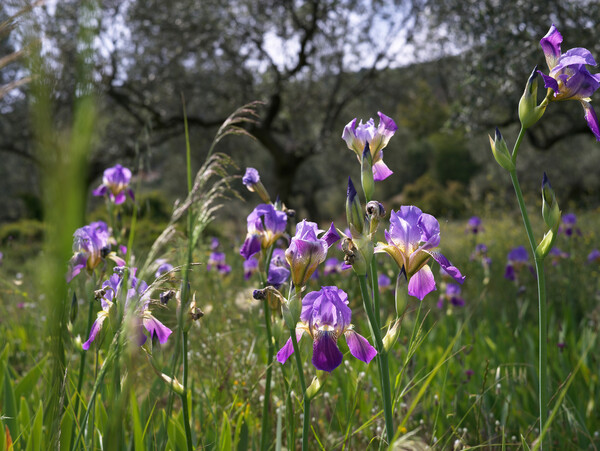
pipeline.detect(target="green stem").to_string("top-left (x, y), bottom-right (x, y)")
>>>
top-left (508, 162), bottom-right (549, 449)
top-left (358, 276), bottom-right (393, 444)
top-left (260, 299), bottom-right (275, 451)
top-left (289, 326), bottom-right (310, 451)
top-left (181, 331), bottom-right (194, 451)
top-left (370, 259), bottom-right (381, 328)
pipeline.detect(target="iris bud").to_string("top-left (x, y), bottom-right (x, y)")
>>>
top-left (346, 177), bottom-right (364, 236)
top-left (366, 201), bottom-right (385, 235)
top-left (541, 172), bottom-right (560, 230)
top-left (518, 66), bottom-right (547, 129)
top-left (382, 318), bottom-right (402, 353)
top-left (489, 128), bottom-right (514, 171)
top-left (361, 144), bottom-right (375, 202)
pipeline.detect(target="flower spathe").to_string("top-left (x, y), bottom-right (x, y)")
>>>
top-left (375, 206), bottom-right (465, 300)
top-left (240, 203), bottom-right (287, 260)
top-left (538, 24), bottom-right (600, 141)
top-left (93, 164), bottom-right (134, 204)
top-left (285, 220), bottom-right (340, 288)
top-left (276, 286), bottom-right (377, 372)
top-left (342, 112), bottom-right (398, 181)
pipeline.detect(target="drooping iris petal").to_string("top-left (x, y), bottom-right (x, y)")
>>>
top-left (408, 265), bottom-right (436, 300)
top-left (372, 159), bottom-right (394, 181)
top-left (312, 331), bottom-right (343, 372)
top-left (240, 234), bottom-right (262, 260)
top-left (430, 252), bottom-right (466, 284)
top-left (344, 330), bottom-right (377, 364)
top-left (143, 315), bottom-right (172, 344)
top-left (581, 100), bottom-right (600, 141)
top-left (82, 314), bottom-right (108, 350)
top-left (276, 329), bottom-right (304, 364)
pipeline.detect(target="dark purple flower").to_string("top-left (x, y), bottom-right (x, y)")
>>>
top-left (437, 283), bottom-right (465, 309)
top-left (323, 257), bottom-right (342, 276)
top-left (375, 206), bottom-right (465, 300)
top-left (240, 204), bottom-right (287, 260)
top-left (538, 25), bottom-right (600, 141)
top-left (466, 216), bottom-right (483, 234)
top-left (587, 249), bottom-right (600, 264)
top-left (549, 247), bottom-right (569, 265)
top-left (0, 251), bottom-right (3, 266)
top-left (470, 243), bottom-right (492, 267)
top-left (276, 286), bottom-right (377, 372)
top-left (67, 221), bottom-right (125, 282)
top-left (559, 213), bottom-right (580, 237)
top-left (342, 112), bottom-right (398, 181)
top-left (285, 221), bottom-right (340, 288)
top-left (504, 246), bottom-right (532, 281)
top-left (92, 164), bottom-right (134, 204)
top-left (378, 273), bottom-right (391, 290)
top-left (267, 248), bottom-right (290, 288)
top-left (208, 252), bottom-right (231, 275)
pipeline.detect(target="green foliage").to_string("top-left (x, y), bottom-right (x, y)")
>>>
top-left (0, 220), bottom-right (44, 245)
top-left (429, 131), bottom-right (479, 186)
top-left (399, 174), bottom-right (468, 218)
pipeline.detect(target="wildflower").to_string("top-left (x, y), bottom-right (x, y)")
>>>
top-left (240, 203), bottom-right (287, 260)
top-left (437, 283), bottom-right (465, 309)
top-left (378, 273), bottom-right (392, 291)
top-left (470, 243), bottom-right (492, 267)
top-left (548, 247), bottom-right (569, 266)
top-left (277, 286), bottom-right (377, 372)
top-left (375, 206), bottom-right (465, 300)
top-left (538, 24), bottom-right (600, 141)
top-left (587, 249), bottom-right (600, 263)
top-left (243, 257), bottom-right (259, 280)
top-left (466, 216), bottom-right (483, 235)
top-left (154, 259), bottom-right (174, 278)
top-left (559, 213), bottom-right (580, 237)
top-left (285, 221), bottom-right (340, 288)
top-left (267, 248), bottom-right (290, 288)
top-left (342, 112), bottom-right (398, 181)
top-left (207, 252), bottom-right (232, 275)
top-left (323, 257), bottom-right (343, 276)
top-left (82, 270), bottom-right (172, 349)
top-left (210, 237), bottom-right (220, 250)
top-left (242, 167), bottom-right (270, 203)
top-left (67, 221), bottom-right (124, 282)
top-left (92, 164), bottom-right (134, 204)
top-left (504, 246), bottom-right (533, 281)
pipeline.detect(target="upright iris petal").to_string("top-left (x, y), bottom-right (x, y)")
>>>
top-left (375, 206), bottom-right (465, 300)
top-left (277, 286), bottom-right (376, 372)
top-left (538, 25), bottom-right (600, 141)
top-left (285, 220), bottom-right (340, 288)
top-left (342, 112), bottom-right (398, 181)
top-left (240, 203), bottom-right (287, 260)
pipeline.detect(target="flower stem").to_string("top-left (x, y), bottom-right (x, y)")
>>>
top-left (370, 259), bottom-right (381, 328)
top-left (358, 275), bottom-right (394, 444)
top-left (289, 326), bottom-right (310, 451)
top-left (180, 331), bottom-right (194, 451)
top-left (508, 145), bottom-right (549, 449)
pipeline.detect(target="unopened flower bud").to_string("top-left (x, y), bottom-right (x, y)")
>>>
top-left (306, 372), bottom-right (328, 400)
top-left (489, 128), bottom-right (514, 171)
top-left (366, 201), bottom-right (385, 234)
top-left (519, 66), bottom-right (547, 129)
top-left (383, 318), bottom-right (402, 353)
top-left (242, 167), bottom-right (271, 203)
top-left (346, 177), bottom-right (364, 236)
top-left (541, 172), bottom-right (560, 230)
top-left (361, 144), bottom-right (375, 202)
top-left (160, 373), bottom-right (185, 396)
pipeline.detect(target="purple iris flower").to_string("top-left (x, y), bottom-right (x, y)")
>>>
top-left (82, 270), bottom-right (172, 350)
top-left (277, 286), bottom-right (377, 372)
top-left (587, 249), bottom-right (600, 264)
top-left (466, 216), bottom-right (483, 234)
top-left (375, 206), bottom-right (465, 300)
top-left (504, 246), bottom-right (532, 281)
top-left (242, 167), bottom-right (260, 187)
top-left (470, 243), bottom-right (492, 267)
top-left (210, 237), bottom-right (220, 250)
top-left (154, 259), bottom-right (174, 278)
top-left (378, 273), bottom-right (392, 290)
top-left (538, 25), bottom-right (600, 141)
top-left (437, 283), bottom-right (465, 309)
top-left (92, 164), bottom-right (134, 204)
top-left (342, 112), bottom-right (398, 181)
top-left (67, 221), bottom-right (125, 282)
top-left (549, 247), bottom-right (569, 266)
top-left (240, 204), bottom-right (287, 260)
top-left (323, 257), bottom-right (343, 276)
top-left (243, 257), bottom-right (259, 280)
top-left (285, 220), bottom-right (340, 288)
top-left (559, 213), bottom-right (580, 237)
top-left (267, 248), bottom-right (290, 288)
top-left (208, 252), bottom-right (231, 275)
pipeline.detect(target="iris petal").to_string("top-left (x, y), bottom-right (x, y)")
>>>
top-left (312, 331), bottom-right (343, 372)
top-left (344, 330), bottom-right (377, 364)
top-left (408, 265), bottom-right (436, 300)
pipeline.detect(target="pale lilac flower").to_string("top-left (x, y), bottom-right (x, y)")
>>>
top-left (154, 259), bottom-right (174, 278)
top-left (67, 221), bottom-right (125, 282)
top-left (242, 167), bottom-right (260, 187)
top-left (466, 216), bottom-right (483, 235)
top-left (267, 248), bottom-right (290, 288)
top-left (375, 206), bottom-right (465, 300)
top-left (437, 283), bottom-right (465, 309)
top-left (378, 273), bottom-right (392, 290)
top-left (342, 112), bottom-right (398, 181)
top-left (587, 249), bottom-right (600, 264)
top-left (538, 24), bottom-right (600, 141)
top-left (240, 204), bottom-right (287, 260)
top-left (93, 164), bottom-right (134, 204)
top-left (277, 286), bottom-right (377, 372)
top-left (285, 220), bottom-right (340, 288)
top-left (243, 257), bottom-right (259, 280)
